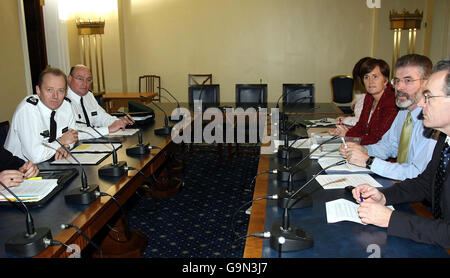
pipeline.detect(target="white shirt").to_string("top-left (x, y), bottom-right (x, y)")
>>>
top-left (5, 96), bottom-right (79, 163)
top-left (66, 87), bottom-right (117, 136)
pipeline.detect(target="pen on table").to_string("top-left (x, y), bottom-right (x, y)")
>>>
top-left (360, 193), bottom-right (364, 202)
top-left (341, 137), bottom-right (348, 149)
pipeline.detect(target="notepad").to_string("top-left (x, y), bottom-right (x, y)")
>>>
top-left (71, 143), bottom-right (122, 153)
top-left (309, 143), bottom-right (341, 159)
top-left (0, 179), bottom-right (58, 202)
top-left (315, 174), bottom-right (383, 190)
top-left (107, 128), bottom-right (139, 136)
top-left (51, 153), bottom-right (109, 165)
top-left (326, 198), bottom-right (395, 225)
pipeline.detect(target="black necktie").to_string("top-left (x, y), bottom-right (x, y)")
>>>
top-left (433, 141), bottom-right (450, 219)
top-left (80, 97), bottom-right (91, 127)
top-left (49, 110), bottom-right (57, 143)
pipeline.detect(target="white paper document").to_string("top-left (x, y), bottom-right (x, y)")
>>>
top-left (315, 174), bottom-right (383, 190)
top-left (326, 198), bottom-right (366, 225)
top-left (0, 179), bottom-right (59, 202)
top-left (309, 143), bottom-right (341, 159)
top-left (50, 153), bottom-right (108, 165)
top-left (318, 157), bottom-right (370, 173)
top-left (107, 128), bottom-right (139, 136)
top-left (326, 198), bottom-right (395, 225)
top-left (71, 143), bottom-right (122, 153)
top-left (305, 118), bottom-right (338, 127)
top-left (271, 138), bottom-right (312, 153)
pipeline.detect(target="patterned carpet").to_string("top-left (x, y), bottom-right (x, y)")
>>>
top-left (126, 145), bottom-right (260, 258)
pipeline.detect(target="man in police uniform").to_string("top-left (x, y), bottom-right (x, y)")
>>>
top-left (67, 64), bottom-right (134, 136)
top-left (5, 67), bottom-right (79, 163)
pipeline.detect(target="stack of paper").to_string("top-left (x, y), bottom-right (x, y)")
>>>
top-left (107, 128), bottom-right (139, 137)
top-left (315, 174), bottom-right (383, 190)
top-left (0, 179), bottom-right (58, 202)
top-left (304, 118), bottom-right (338, 127)
top-left (309, 143), bottom-right (341, 159)
top-left (271, 138), bottom-right (312, 153)
top-left (71, 143), bottom-right (122, 153)
top-left (51, 153), bottom-right (108, 165)
top-left (318, 157), bottom-right (370, 173)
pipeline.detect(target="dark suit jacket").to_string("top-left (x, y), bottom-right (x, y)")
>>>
top-left (346, 85), bottom-right (398, 145)
top-left (0, 145), bottom-right (25, 172)
top-left (381, 132), bottom-right (450, 248)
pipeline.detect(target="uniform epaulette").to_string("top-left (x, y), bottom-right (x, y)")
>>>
top-left (26, 96), bottom-right (39, 105)
top-left (64, 97), bottom-right (71, 103)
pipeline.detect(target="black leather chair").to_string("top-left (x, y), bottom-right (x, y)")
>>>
top-left (0, 121), bottom-right (9, 147)
top-left (188, 84), bottom-right (220, 110)
top-left (331, 75), bottom-right (354, 114)
top-left (282, 84), bottom-right (315, 106)
top-left (235, 84), bottom-right (267, 108)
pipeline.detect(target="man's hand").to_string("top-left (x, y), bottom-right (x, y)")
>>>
top-left (0, 170), bottom-right (25, 188)
top-left (352, 184), bottom-right (386, 205)
top-left (108, 114), bottom-right (135, 133)
top-left (58, 129), bottom-right (78, 145)
top-left (18, 161), bottom-right (39, 179)
top-left (54, 147), bottom-right (70, 160)
top-left (358, 202), bottom-right (393, 228)
top-left (340, 142), bottom-right (369, 167)
top-left (328, 124), bottom-right (349, 137)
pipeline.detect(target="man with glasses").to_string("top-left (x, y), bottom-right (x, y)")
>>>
top-left (349, 58), bottom-right (450, 248)
top-left (340, 54), bottom-right (437, 181)
top-left (66, 65), bottom-right (134, 137)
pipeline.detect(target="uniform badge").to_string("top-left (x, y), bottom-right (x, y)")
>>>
top-left (26, 96), bottom-right (39, 105)
top-left (91, 111), bottom-right (98, 116)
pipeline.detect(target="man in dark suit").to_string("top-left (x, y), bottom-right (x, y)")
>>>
top-left (352, 58), bottom-right (450, 248)
top-left (0, 145), bottom-right (39, 188)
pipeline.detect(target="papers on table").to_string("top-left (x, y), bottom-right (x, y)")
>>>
top-left (71, 143), bottom-right (122, 153)
top-left (51, 153), bottom-right (109, 165)
top-left (107, 128), bottom-right (139, 137)
top-left (326, 198), bottom-right (395, 225)
top-left (0, 179), bottom-right (58, 202)
top-left (315, 174), bottom-right (383, 190)
top-left (270, 138), bottom-right (312, 153)
top-left (318, 157), bottom-right (370, 174)
top-left (303, 118), bottom-right (338, 127)
top-left (309, 143), bottom-right (341, 159)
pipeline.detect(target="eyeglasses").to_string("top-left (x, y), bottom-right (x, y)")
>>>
top-left (72, 75), bottom-right (93, 83)
top-left (423, 92), bottom-right (450, 104)
top-left (390, 78), bottom-right (423, 87)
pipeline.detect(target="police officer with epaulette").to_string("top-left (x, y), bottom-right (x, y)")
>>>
top-left (5, 67), bottom-right (80, 163)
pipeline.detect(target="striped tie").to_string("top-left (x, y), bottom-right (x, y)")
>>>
top-left (397, 112), bottom-right (412, 164)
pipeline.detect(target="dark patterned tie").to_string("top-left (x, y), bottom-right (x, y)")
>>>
top-left (80, 97), bottom-right (91, 127)
top-left (49, 110), bottom-right (57, 143)
top-left (433, 141), bottom-right (450, 219)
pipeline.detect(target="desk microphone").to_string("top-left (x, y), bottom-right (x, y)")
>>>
top-left (158, 86), bottom-right (183, 122)
top-left (277, 135), bottom-right (339, 184)
top-left (126, 129), bottom-right (151, 156)
top-left (270, 159), bottom-right (346, 252)
top-left (149, 100), bottom-right (173, 136)
top-left (54, 139), bottom-right (101, 204)
top-left (1, 181), bottom-right (52, 257)
top-left (277, 116), bottom-right (306, 161)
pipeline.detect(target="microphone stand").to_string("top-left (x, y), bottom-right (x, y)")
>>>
top-left (277, 135), bottom-right (339, 184)
top-left (1, 181), bottom-right (52, 257)
top-left (269, 160), bottom-right (346, 252)
top-left (158, 86), bottom-right (183, 122)
top-left (55, 140), bottom-right (101, 204)
top-left (277, 96), bottom-right (312, 142)
top-left (150, 101), bottom-right (173, 136)
top-left (277, 117), bottom-right (305, 161)
top-left (126, 129), bottom-right (151, 156)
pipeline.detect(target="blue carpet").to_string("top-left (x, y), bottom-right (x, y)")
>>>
top-left (127, 145), bottom-right (260, 258)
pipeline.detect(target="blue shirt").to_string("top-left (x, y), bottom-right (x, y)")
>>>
top-left (366, 107), bottom-right (437, 181)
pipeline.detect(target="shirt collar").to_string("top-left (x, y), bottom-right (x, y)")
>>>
top-left (67, 87), bottom-right (82, 104)
top-left (409, 106), bottom-right (423, 123)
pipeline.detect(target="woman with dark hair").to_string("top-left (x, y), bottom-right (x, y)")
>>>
top-left (329, 58), bottom-right (398, 145)
top-left (337, 57), bottom-right (371, 126)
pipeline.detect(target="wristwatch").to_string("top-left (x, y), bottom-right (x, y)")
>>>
top-left (365, 156), bottom-right (375, 169)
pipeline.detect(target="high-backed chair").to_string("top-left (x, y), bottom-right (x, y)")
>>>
top-left (235, 84), bottom-right (267, 108)
top-left (188, 74), bottom-right (212, 86)
top-left (188, 84), bottom-right (220, 110)
top-left (0, 121), bottom-right (9, 147)
top-left (331, 75), bottom-right (354, 114)
top-left (139, 75), bottom-right (161, 102)
top-left (282, 83), bottom-right (315, 106)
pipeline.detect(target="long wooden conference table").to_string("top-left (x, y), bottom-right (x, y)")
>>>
top-left (0, 102), bottom-right (448, 258)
